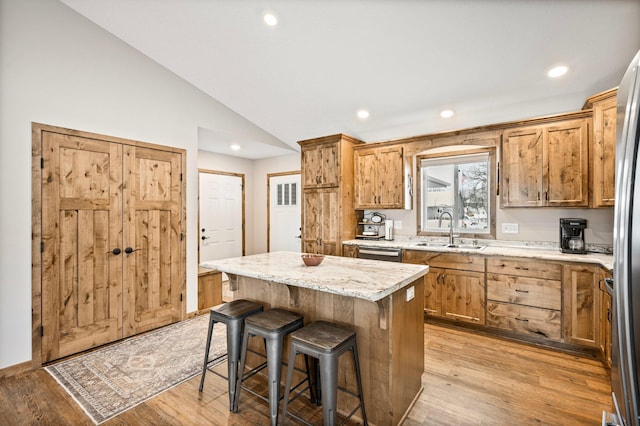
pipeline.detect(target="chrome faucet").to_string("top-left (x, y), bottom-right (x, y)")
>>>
top-left (438, 211), bottom-right (455, 246)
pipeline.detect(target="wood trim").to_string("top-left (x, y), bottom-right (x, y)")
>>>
top-left (32, 123), bottom-right (187, 368)
top-left (266, 171), bottom-right (301, 253)
top-left (0, 361), bottom-right (33, 379)
top-left (582, 87), bottom-right (618, 109)
top-left (297, 133), bottom-right (365, 148)
top-left (197, 169), bottom-right (246, 257)
top-left (355, 110), bottom-right (593, 149)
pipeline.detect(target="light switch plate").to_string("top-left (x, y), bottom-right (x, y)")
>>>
top-left (406, 286), bottom-right (415, 302)
top-left (502, 223), bottom-right (519, 234)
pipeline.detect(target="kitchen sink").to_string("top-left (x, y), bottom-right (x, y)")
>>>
top-left (445, 244), bottom-right (486, 250)
top-left (413, 242), bottom-right (486, 250)
top-left (413, 242), bottom-right (447, 247)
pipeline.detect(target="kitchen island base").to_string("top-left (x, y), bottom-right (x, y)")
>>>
top-left (230, 274), bottom-right (424, 426)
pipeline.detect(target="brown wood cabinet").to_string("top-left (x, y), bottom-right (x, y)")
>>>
top-left (563, 263), bottom-right (601, 348)
top-left (342, 244), bottom-right (359, 258)
top-left (404, 250), bottom-right (485, 324)
top-left (354, 145), bottom-right (406, 209)
top-left (486, 257), bottom-right (562, 341)
top-left (501, 118), bottom-right (590, 207)
top-left (198, 267), bottom-right (222, 311)
top-left (589, 89), bottom-right (617, 207)
top-left (599, 268), bottom-right (613, 368)
top-left (299, 134), bottom-right (363, 256)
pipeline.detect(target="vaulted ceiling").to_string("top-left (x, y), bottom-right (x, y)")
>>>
top-left (60, 0), bottom-right (640, 159)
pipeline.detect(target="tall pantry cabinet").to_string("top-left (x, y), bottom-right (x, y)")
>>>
top-left (299, 134), bottom-right (363, 256)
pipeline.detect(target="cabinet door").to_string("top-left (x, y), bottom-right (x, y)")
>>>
top-left (593, 96), bottom-right (617, 207)
top-left (425, 268), bottom-right (444, 317)
top-left (501, 127), bottom-right (543, 207)
top-left (342, 244), bottom-right (359, 258)
top-left (442, 269), bottom-right (485, 324)
top-left (301, 143), bottom-right (339, 188)
top-left (354, 145), bottom-right (404, 209)
top-left (302, 189), bottom-right (340, 255)
top-left (599, 269), bottom-right (613, 367)
top-left (563, 264), bottom-right (600, 348)
top-left (377, 146), bottom-right (404, 208)
top-left (354, 149), bottom-right (378, 207)
top-left (544, 119), bottom-right (589, 207)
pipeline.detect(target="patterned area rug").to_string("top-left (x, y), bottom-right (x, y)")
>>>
top-left (45, 315), bottom-right (226, 424)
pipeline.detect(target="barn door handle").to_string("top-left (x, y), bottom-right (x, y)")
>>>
top-left (110, 248), bottom-right (121, 255)
top-left (125, 247), bottom-right (141, 254)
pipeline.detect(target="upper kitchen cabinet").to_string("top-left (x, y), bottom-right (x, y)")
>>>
top-left (501, 115), bottom-right (590, 207)
top-left (585, 88), bottom-right (617, 207)
top-left (300, 134), bottom-right (362, 189)
top-left (299, 134), bottom-right (363, 255)
top-left (354, 144), bottom-right (410, 209)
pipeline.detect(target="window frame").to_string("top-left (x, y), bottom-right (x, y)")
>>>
top-left (416, 146), bottom-right (497, 239)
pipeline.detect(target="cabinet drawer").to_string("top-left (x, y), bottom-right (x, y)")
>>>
top-left (487, 274), bottom-right (561, 310)
top-left (403, 250), bottom-right (484, 272)
top-left (486, 257), bottom-right (561, 280)
top-left (487, 301), bottom-right (561, 341)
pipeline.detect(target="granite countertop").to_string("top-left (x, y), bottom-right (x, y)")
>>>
top-left (200, 251), bottom-right (429, 302)
top-left (343, 238), bottom-right (614, 271)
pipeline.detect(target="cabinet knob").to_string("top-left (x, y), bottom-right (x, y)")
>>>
top-left (111, 248), bottom-right (121, 255)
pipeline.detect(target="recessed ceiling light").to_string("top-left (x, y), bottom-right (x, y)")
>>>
top-left (547, 65), bottom-right (568, 78)
top-left (230, 144), bottom-right (241, 151)
top-left (263, 13), bottom-right (278, 26)
top-left (357, 109), bottom-right (370, 119)
top-left (440, 109), bottom-right (454, 118)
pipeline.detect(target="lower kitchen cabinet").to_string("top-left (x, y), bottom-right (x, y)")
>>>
top-left (486, 257), bottom-right (563, 341)
top-left (405, 250), bottom-right (485, 324)
top-left (563, 263), bottom-right (601, 348)
top-left (342, 244), bottom-right (359, 258)
top-left (600, 268), bottom-right (613, 367)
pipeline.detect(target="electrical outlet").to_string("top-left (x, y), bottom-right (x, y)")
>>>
top-left (502, 223), bottom-right (519, 234)
top-left (406, 286), bottom-right (415, 302)
top-left (394, 220), bottom-right (402, 229)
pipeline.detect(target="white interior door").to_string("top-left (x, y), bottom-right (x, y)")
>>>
top-left (269, 173), bottom-right (301, 252)
top-left (199, 172), bottom-right (243, 262)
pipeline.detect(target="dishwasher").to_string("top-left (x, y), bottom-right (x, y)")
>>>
top-left (357, 246), bottom-right (403, 262)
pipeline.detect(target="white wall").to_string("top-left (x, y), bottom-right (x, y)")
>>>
top-left (0, 0), bottom-right (287, 369)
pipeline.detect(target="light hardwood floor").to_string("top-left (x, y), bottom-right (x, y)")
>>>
top-left (0, 322), bottom-right (611, 425)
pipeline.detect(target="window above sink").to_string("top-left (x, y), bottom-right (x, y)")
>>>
top-left (416, 146), bottom-right (497, 239)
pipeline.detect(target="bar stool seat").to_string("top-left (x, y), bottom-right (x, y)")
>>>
top-left (281, 320), bottom-right (368, 426)
top-left (234, 308), bottom-right (312, 426)
top-left (198, 299), bottom-right (264, 411)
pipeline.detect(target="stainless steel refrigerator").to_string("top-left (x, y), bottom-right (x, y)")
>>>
top-left (610, 48), bottom-right (640, 426)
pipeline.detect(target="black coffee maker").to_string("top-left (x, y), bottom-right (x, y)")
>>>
top-left (559, 218), bottom-right (587, 254)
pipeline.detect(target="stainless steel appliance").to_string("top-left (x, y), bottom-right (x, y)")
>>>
top-left (607, 49), bottom-right (640, 426)
top-left (559, 218), bottom-right (587, 254)
top-left (358, 246), bottom-right (402, 262)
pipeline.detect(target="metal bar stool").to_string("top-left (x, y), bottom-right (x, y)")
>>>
top-left (234, 308), bottom-right (313, 426)
top-left (281, 320), bottom-right (368, 426)
top-left (198, 299), bottom-right (264, 410)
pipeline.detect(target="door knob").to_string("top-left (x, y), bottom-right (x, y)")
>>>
top-left (124, 247), bottom-right (141, 254)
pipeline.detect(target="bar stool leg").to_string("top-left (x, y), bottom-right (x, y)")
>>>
top-left (198, 314), bottom-right (217, 392)
top-left (319, 354), bottom-right (339, 426)
top-left (266, 334), bottom-right (284, 426)
top-left (280, 345), bottom-right (298, 426)
top-left (233, 327), bottom-right (252, 413)
top-left (226, 319), bottom-right (243, 411)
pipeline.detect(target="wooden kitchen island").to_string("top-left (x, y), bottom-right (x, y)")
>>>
top-left (200, 251), bottom-right (428, 426)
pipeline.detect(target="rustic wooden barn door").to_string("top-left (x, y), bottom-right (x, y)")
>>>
top-left (41, 131), bottom-right (123, 362)
top-left (39, 126), bottom-right (184, 362)
top-left (123, 146), bottom-right (182, 336)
